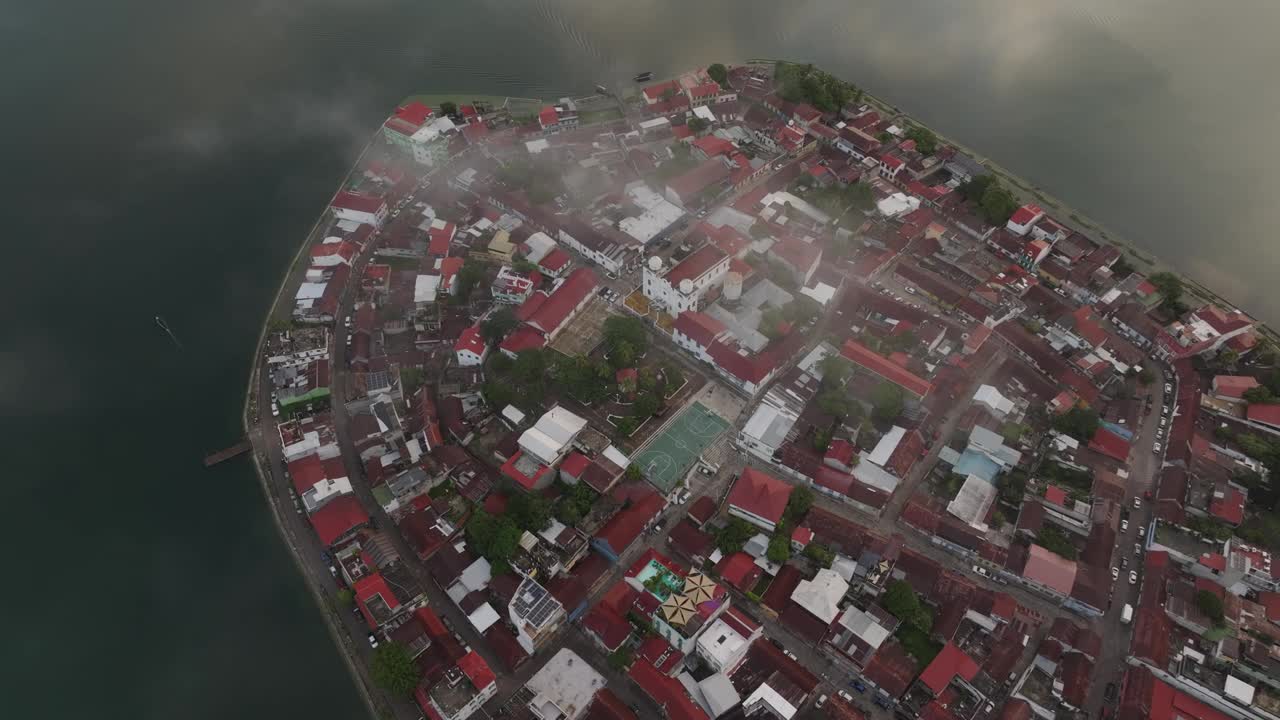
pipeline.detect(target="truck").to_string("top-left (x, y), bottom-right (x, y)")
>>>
top-left (1121, 603), bottom-right (1134, 625)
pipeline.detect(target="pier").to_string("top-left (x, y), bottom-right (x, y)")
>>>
top-left (204, 439), bottom-right (251, 467)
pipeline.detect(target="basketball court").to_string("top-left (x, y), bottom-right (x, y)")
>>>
top-left (632, 401), bottom-right (731, 493)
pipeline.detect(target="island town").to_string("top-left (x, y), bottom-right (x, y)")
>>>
top-left (243, 61), bottom-right (1280, 720)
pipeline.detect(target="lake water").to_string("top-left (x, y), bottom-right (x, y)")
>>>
top-left (5, 1), bottom-right (1279, 718)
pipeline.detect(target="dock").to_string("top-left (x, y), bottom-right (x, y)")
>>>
top-left (204, 439), bottom-right (251, 467)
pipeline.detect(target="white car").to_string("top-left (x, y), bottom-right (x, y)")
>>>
top-left (838, 690), bottom-right (854, 702)
top-left (1121, 519), bottom-right (1129, 532)
top-left (1135, 543), bottom-right (1142, 556)
top-left (1129, 571), bottom-right (1138, 585)
top-left (1133, 497), bottom-right (1142, 510)
top-left (367, 633), bottom-right (379, 649)
top-left (1152, 442), bottom-right (1162, 454)
top-left (1111, 566), bottom-right (1120, 580)
top-left (972, 565), bottom-right (990, 579)
top-left (271, 402), bottom-right (280, 417)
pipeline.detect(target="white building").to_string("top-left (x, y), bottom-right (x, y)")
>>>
top-left (414, 274), bottom-right (441, 307)
top-left (518, 406), bottom-right (588, 465)
top-left (521, 649), bottom-right (606, 720)
top-left (973, 384), bottom-right (1015, 419)
top-left (509, 577), bottom-right (566, 655)
top-left (737, 403), bottom-right (799, 464)
top-left (454, 326), bottom-right (487, 367)
top-left (694, 607), bottom-right (762, 674)
top-left (407, 116), bottom-right (458, 167)
top-left (619, 182), bottom-right (685, 245)
top-left (330, 191), bottom-right (388, 227)
top-left (790, 568), bottom-right (848, 624)
top-left (642, 245), bottom-right (730, 315)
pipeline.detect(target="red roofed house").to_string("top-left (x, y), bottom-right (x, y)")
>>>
top-left (309, 494), bottom-right (370, 547)
top-left (454, 325), bottom-right (487, 367)
top-left (383, 101), bottom-right (433, 138)
top-left (1021, 544), bottom-right (1078, 598)
top-left (353, 571), bottom-right (404, 629)
top-left (791, 526), bottom-right (814, 551)
top-left (524, 267), bottom-right (599, 341)
top-left (692, 134), bottom-right (735, 160)
top-left (538, 105), bottom-right (578, 133)
top-left (1211, 375), bottom-right (1259, 403)
top-left (841, 339), bottom-right (933, 399)
top-left (427, 221), bottom-right (456, 256)
top-left (1116, 666), bottom-right (1230, 720)
top-left (414, 649), bottom-right (498, 720)
top-left (1089, 426), bottom-right (1132, 463)
top-left (767, 236), bottom-right (823, 286)
top-left (665, 157), bottom-right (732, 208)
top-left (715, 551), bottom-right (763, 593)
top-left (643, 244), bottom-right (730, 315)
top-left (776, 124), bottom-right (808, 154)
top-left (917, 642), bottom-right (980, 696)
top-left (1209, 482), bottom-right (1247, 526)
top-left (1248, 403), bottom-right (1280, 431)
top-left (727, 468), bottom-right (791, 532)
top-left (538, 247), bottom-right (573, 278)
top-left (310, 239), bottom-right (358, 267)
top-left (330, 190), bottom-right (388, 227)
top-left (1006, 204), bottom-right (1045, 236)
top-left (672, 311), bottom-right (729, 362)
top-left (642, 80), bottom-right (680, 105)
top-left (629, 657), bottom-right (709, 720)
top-left (592, 485), bottom-right (666, 563)
top-left (686, 82), bottom-right (722, 107)
top-left (824, 439), bottom-right (857, 473)
top-left (498, 326), bottom-right (547, 358)
top-left (879, 154), bottom-right (906, 180)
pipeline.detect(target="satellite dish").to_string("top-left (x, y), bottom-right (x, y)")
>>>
top-left (680, 279), bottom-right (694, 294)
top-left (648, 256), bottom-right (663, 271)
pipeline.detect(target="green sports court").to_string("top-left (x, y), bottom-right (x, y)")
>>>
top-left (632, 401), bottom-right (730, 493)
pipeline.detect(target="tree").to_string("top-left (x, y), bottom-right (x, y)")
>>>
top-left (714, 517), bottom-right (756, 553)
top-left (882, 579), bottom-right (932, 631)
top-left (610, 340), bottom-right (636, 370)
top-left (904, 126), bottom-right (938, 155)
top-left (634, 392), bottom-right (660, 418)
top-left (1111, 255), bottom-right (1135, 279)
top-left (1219, 348), bottom-right (1240, 369)
top-left (335, 588), bottom-right (355, 607)
top-left (817, 389), bottom-right (858, 419)
top-left (625, 464), bottom-right (643, 483)
top-left (812, 427), bottom-right (832, 452)
top-left (481, 308), bottom-right (517, 344)
top-left (615, 416), bottom-right (638, 437)
top-left (707, 63), bottom-right (729, 86)
top-left (1051, 406), bottom-right (1100, 442)
top-left (509, 493), bottom-right (553, 532)
top-left (958, 175), bottom-right (994, 204)
top-left (604, 316), bottom-right (648, 355)
top-left (1194, 589), bottom-right (1225, 625)
top-left (608, 648), bottom-right (634, 672)
top-left (767, 532), bottom-right (792, 564)
top-left (483, 380), bottom-right (513, 409)
top-left (371, 642), bottom-right (420, 696)
top-left (451, 262), bottom-right (487, 304)
top-left (818, 353), bottom-right (852, 389)
top-left (998, 470), bottom-right (1028, 506)
top-left (1036, 526), bottom-right (1078, 560)
top-left (400, 367), bottom-right (425, 396)
top-left (783, 486), bottom-right (814, 525)
top-left (979, 183), bottom-right (1019, 225)
top-left (661, 363), bottom-right (684, 393)
top-left (465, 510), bottom-right (522, 572)
top-left (439, 101), bottom-right (458, 117)
top-left (871, 382), bottom-right (905, 424)
top-left (1149, 272), bottom-right (1184, 304)
top-left (749, 222), bottom-right (772, 240)
top-left (686, 117), bottom-right (709, 133)
top-left (804, 543), bottom-right (834, 569)
top-left (1244, 386), bottom-right (1276, 404)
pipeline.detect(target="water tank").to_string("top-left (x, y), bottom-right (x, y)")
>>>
top-left (723, 271), bottom-right (743, 302)
top-left (648, 255), bottom-right (663, 272)
top-left (679, 279), bottom-right (695, 295)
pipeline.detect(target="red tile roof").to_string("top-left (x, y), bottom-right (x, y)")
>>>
top-left (539, 247), bottom-right (572, 272)
top-left (500, 451), bottom-right (551, 490)
top-left (841, 339), bottom-right (932, 398)
top-left (330, 190), bottom-right (385, 214)
top-left (692, 135), bottom-right (735, 158)
top-left (353, 572), bottom-right (401, 628)
top-left (427, 223), bottom-right (455, 255)
top-left (594, 486), bottom-right (665, 557)
top-left (1210, 484), bottom-right (1246, 525)
top-left (673, 311), bottom-right (727, 348)
top-left (918, 642), bottom-right (980, 695)
top-left (309, 494), bottom-right (369, 546)
top-left (1200, 552), bottom-right (1227, 572)
top-left (1258, 592), bottom-right (1280, 622)
top-left (288, 454), bottom-right (327, 494)
top-left (716, 551), bottom-right (762, 592)
top-left (770, 236), bottom-right (822, 274)
top-left (457, 650), bottom-right (496, 690)
top-left (1022, 544), bottom-right (1077, 595)
top-left (1213, 375), bottom-right (1260, 398)
top-left (642, 80), bottom-right (680, 101)
top-left (538, 106), bottom-right (559, 128)
top-left (527, 267), bottom-right (598, 335)
top-left (762, 564), bottom-right (804, 613)
top-left (688, 496), bottom-right (717, 526)
top-left (667, 158), bottom-right (731, 200)
top-left (628, 658), bottom-right (708, 720)
top-left (1044, 485), bottom-right (1068, 507)
top-left (499, 326), bottom-right (546, 354)
top-left (1088, 426), bottom-right (1131, 462)
top-left (1008, 204), bottom-right (1043, 226)
top-left (1248, 403), bottom-right (1280, 428)
top-left (727, 468), bottom-right (791, 525)
top-left (559, 451), bottom-right (591, 478)
top-left (584, 689), bottom-right (639, 720)
top-left (824, 439), bottom-right (856, 467)
top-left (665, 244), bottom-right (728, 286)
top-left (454, 325), bottom-right (485, 356)
top-left (385, 102), bottom-right (432, 134)
top-left (862, 641), bottom-right (918, 698)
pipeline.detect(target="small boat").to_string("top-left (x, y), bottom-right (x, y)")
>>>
top-left (595, 84), bottom-right (609, 95)
top-left (633, 71), bottom-right (653, 83)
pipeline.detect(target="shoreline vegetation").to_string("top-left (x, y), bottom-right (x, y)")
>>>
top-left (744, 58), bottom-right (1274, 341)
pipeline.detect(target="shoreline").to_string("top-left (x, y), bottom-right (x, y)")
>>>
top-left (240, 132), bottom-right (385, 720)
top-left (746, 57), bottom-right (1274, 340)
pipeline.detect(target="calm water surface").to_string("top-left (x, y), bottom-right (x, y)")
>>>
top-left (4, 1), bottom-right (1279, 718)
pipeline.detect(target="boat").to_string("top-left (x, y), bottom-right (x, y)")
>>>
top-left (595, 84), bottom-right (609, 95)
top-left (633, 71), bottom-right (653, 83)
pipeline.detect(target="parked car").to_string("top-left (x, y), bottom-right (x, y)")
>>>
top-left (1129, 571), bottom-right (1139, 585)
top-left (852, 679), bottom-right (866, 693)
top-left (1152, 442), bottom-right (1162, 454)
top-left (1135, 543), bottom-right (1142, 556)
top-left (367, 633), bottom-right (379, 649)
top-left (1133, 497), bottom-right (1142, 510)
top-left (1121, 519), bottom-right (1129, 532)
top-left (838, 690), bottom-right (854, 702)
top-left (815, 695), bottom-right (828, 709)
top-left (1112, 566), bottom-right (1120, 580)
top-left (972, 565), bottom-right (990, 579)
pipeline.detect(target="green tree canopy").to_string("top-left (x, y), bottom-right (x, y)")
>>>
top-left (481, 307), bottom-right (518, 344)
top-left (1036, 526), bottom-right (1078, 560)
top-left (1194, 589), bottom-right (1225, 625)
top-left (625, 463), bottom-right (643, 483)
top-left (1051, 406), bottom-right (1100, 442)
top-left (979, 183), bottom-right (1019, 225)
top-left (508, 492), bottom-right (553, 532)
top-left (439, 101), bottom-right (458, 116)
top-left (783, 485), bottom-right (814, 525)
top-left (767, 532), bottom-right (793, 564)
top-left (706, 63), bottom-right (729, 86)
top-left (715, 517), bottom-right (756, 554)
top-left (882, 579), bottom-right (933, 632)
top-left (1148, 272), bottom-right (1184, 303)
top-left (634, 392), bottom-right (660, 418)
top-left (686, 117), bottom-right (709, 133)
top-left (371, 642), bottom-right (421, 696)
top-left (818, 353), bottom-right (853, 389)
top-left (465, 510), bottom-right (523, 573)
top-left (904, 126), bottom-right (938, 155)
top-left (803, 543), bottom-right (835, 568)
top-left (604, 316), bottom-right (648, 354)
top-left (871, 382), bottom-right (905, 424)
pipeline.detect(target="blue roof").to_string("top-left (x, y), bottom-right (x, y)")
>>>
top-left (953, 450), bottom-right (1001, 484)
